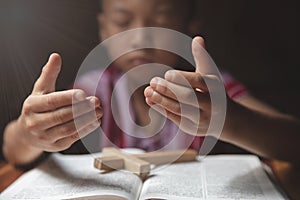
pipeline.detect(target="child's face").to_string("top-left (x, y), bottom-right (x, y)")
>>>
top-left (99, 0), bottom-right (194, 74)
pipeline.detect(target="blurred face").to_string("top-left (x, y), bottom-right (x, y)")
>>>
top-left (99, 0), bottom-right (194, 74)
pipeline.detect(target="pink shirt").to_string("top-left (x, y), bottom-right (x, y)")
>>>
top-left (75, 67), bottom-right (247, 152)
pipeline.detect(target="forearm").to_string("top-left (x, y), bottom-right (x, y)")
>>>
top-left (3, 120), bottom-right (44, 166)
top-left (222, 101), bottom-right (300, 164)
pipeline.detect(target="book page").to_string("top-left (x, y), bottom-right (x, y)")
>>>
top-left (1, 153), bottom-right (142, 200)
top-left (139, 155), bottom-right (286, 200)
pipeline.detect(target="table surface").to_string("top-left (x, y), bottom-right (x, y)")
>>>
top-left (0, 160), bottom-right (299, 199)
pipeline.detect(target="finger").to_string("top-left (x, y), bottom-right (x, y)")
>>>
top-left (150, 104), bottom-right (200, 136)
top-left (164, 70), bottom-right (208, 92)
top-left (45, 112), bottom-right (101, 143)
top-left (52, 120), bottom-right (100, 151)
top-left (165, 70), bottom-right (223, 93)
top-left (145, 86), bottom-right (203, 121)
top-left (194, 36), bottom-right (205, 49)
top-left (30, 98), bottom-right (102, 130)
top-left (32, 53), bottom-right (62, 95)
top-left (47, 134), bottom-right (79, 152)
top-left (25, 89), bottom-right (88, 113)
top-left (192, 37), bottom-right (219, 76)
top-left (145, 95), bottom-right (200, 124)
top-left (151, 104), bottom-right (181, 125)
top-left (43, 108), bottom-right (102, 142)
top-left (39, 121), bottom-right (79, 144)
top-left (146, 79), bottom-right (210, 107)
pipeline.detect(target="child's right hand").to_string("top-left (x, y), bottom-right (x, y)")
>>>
top-left (16, 53), bottom-right (103, 152)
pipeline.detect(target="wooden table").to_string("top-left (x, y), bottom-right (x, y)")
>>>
top-left (0, 160), bottom-right (299, 199)
top-left (267, 160), bottom-right (300, 200)
top-left (0, 162), bottom-right (23, 192)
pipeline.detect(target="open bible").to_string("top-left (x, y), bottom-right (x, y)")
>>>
top-left (1, 149), bottom-right (286, 200)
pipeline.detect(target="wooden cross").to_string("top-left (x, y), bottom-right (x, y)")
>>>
top-left (94, 147), bottom-right (197, 178)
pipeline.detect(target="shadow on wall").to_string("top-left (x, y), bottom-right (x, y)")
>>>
top-left (198, 0), bottom-right (300, 117)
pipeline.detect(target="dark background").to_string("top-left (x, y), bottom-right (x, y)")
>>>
top-left (0, 0), bottom-right (299, 160)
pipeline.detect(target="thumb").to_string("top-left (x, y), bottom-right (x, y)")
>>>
top-left (192, 36), bottom-right (218, 75)
top-left (32, 53), bottom-right (62, 95)
top-left (193, 36), bottom-right (206, 49)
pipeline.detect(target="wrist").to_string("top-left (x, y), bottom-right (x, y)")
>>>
top-left (219, 99), bottom-right (243, 144)
top-left (3, 120), bottom-right (44, 166)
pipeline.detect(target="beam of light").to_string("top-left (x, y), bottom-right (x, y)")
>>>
top-left (0, 0), bottom-right (100, 126)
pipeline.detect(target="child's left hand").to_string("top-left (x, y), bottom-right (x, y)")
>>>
top-left (144, 37), bottom-right (226, 137)
top-left (145, 70), bottom-right (217, 136)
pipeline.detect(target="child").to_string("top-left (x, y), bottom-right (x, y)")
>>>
top-left (73, 0), bottom-right (207, 152)
top-left (3, 0), bottom-right (299, 168)
top-left (3, 0), bottom-right (207, 167)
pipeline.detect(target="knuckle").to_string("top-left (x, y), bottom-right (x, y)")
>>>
top-left (37, 134), bottom-right (49, 142)
top-left (157, 84), bottom-right (167, 94)
top-left (23, 104), bottom-right (32, 115)
top-left (53, 143), bottom-right (65, 151)
top-left (54, 114), bottom-right (64, 124)
top-left (71, 133), bottom-right (80, 140)
top-left (53, 110), bottom-right (67, 124)
top-left (24, 119), bottom-right (38, 132)
top-left (55, 136), bottom-right (77, 151)
top-left (46, 95), bottom-right (57, 109)
top-left (53, 133), bottom-right (79, 151)
top-left (173, 104), bottom-right (181, 115)
top-left (61, 124), bottom-right (76, 136)
top-left (153, 92), bottom-right (163, 103)
top-left (23, 98), bottom-right (34, 114)
top-left (157, 80), bottom-right (169, 94)
top-left (54, 141), bottom-right (68, 151)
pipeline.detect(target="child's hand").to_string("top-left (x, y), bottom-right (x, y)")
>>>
top-left (17, 53), bottom-right (103, 152)
top-left (144, 37), bottom-right (225, 136)
top-left (144, 72), bottom-right (211, 136)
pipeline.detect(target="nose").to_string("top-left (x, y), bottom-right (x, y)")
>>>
top-left (130, 21), bottom-right (153, 49)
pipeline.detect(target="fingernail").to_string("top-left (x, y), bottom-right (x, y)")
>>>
top-left (150, 77), bottom-right (158, 85)
top-left (165, 70), bottom-right (174, 80)
top-left (48, 54), bottom-right (54, 62)
top-left (75, 91), bottom-right (85, 101)
top-left (96, 108), bottom-right (103, 117)
top-left (87, 96), bottom-right (100, 107)
top-left (89, 97), bottom-right (96, 105)
top-left (48, 53), bottom-right (59, 62)
top-left (145, 88), bottom-right (153, 97)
